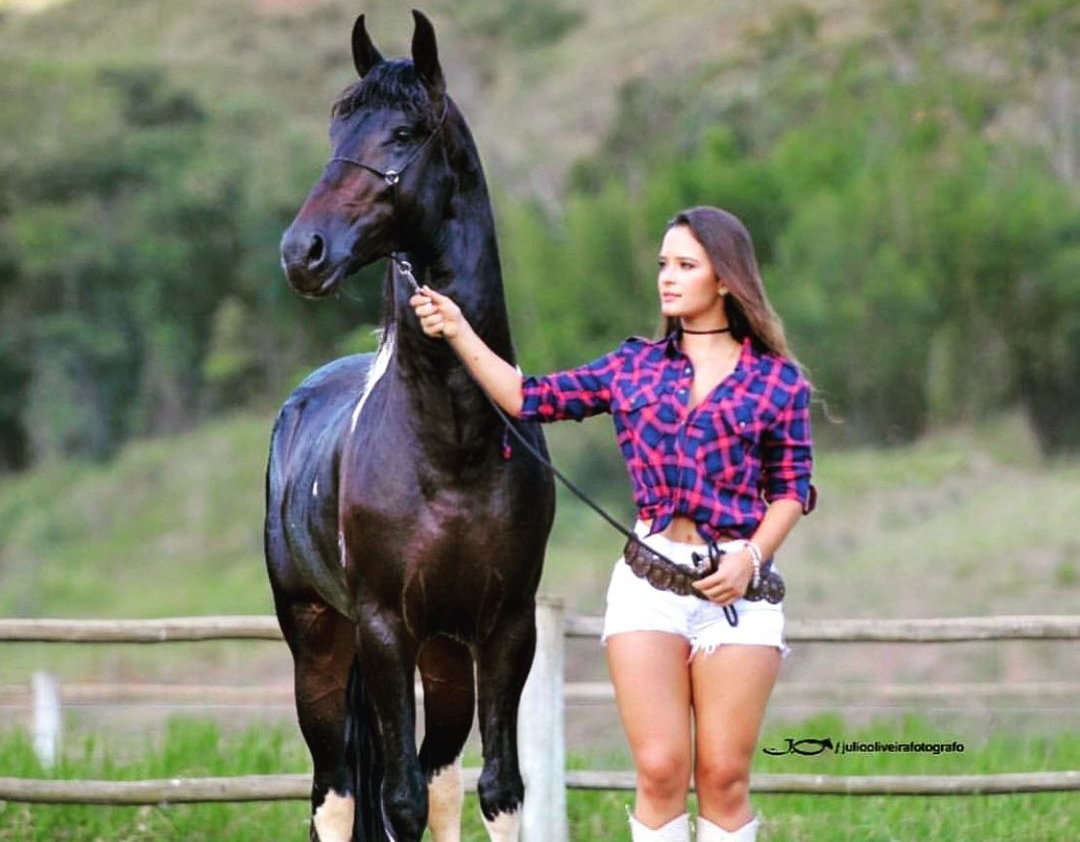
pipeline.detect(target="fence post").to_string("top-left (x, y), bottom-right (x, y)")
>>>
top-left (519, 595), bottom-right (567, 842)
top-left (32, 671), bottom-right (61, 769)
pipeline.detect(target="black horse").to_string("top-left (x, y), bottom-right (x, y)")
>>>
top-left (266, 11), bottom-right (554, 842)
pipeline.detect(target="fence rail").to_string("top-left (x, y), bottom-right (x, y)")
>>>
top-left (2, 605), bottom-right (1078, 842)
top-left (2, 770), bottom-right (1077, 805)
top-left (3, 614), bottom-right (1079, 643)
top-left (3, 680), bottom-right (1079, 708)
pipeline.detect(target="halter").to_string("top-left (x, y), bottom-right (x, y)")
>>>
top-left (328, 102), bottom-right (449, 188)
top-left (328, 103), bottom-right (448, 295)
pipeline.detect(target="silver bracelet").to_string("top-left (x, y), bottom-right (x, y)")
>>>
top-left (745, 541), bottom-right (763, 591)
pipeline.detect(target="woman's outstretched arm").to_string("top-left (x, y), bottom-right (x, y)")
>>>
top-left (410, 285), bottom-right (525, 417)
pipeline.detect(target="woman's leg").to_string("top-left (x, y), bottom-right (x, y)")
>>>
top-left (606, 631), bottom-right (693, 828)
top-left (690, 644), bottom-right (781, 831)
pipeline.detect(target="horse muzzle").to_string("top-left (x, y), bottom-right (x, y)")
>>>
top-left (280, 222), bottom-right (358, 298)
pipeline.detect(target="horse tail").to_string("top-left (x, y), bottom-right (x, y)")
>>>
top-left (344, 656), bottom-right (386, 842)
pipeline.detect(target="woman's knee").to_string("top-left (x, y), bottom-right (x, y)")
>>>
top-left (695, 755), bottom-right (750, 805)
top-left (634, 744), bottom-right (691, 800)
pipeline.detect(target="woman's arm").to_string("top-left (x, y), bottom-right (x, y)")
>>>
top-left (411, 285), bottom-right (525, 417)
top-left (412, 285), bottom-right (621, 423)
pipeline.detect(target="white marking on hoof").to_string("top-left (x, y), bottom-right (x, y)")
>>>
top-left (428, 759), bottom-right (464, 842)
top-left (349, 335), bottom-right (394, 434)
top-left (481, 806), bottom-right (521, 842)
top-left (312, 478), bottom-right (319, 497)
top-left (312, 789), bottom-right (354, 842)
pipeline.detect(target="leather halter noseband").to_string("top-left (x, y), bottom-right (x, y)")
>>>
top-left (328, 102), bottom-right (449, 187)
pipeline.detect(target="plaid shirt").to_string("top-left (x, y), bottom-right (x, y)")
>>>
top-left (520, 333), bottom-right (816, 541)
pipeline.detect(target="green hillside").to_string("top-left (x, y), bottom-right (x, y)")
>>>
top-left (0, 0), bottom-right (871, 195)
top-left (1, 408), bottom-right (1076, 688)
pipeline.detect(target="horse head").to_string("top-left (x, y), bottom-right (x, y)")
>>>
top-left (280, 11), bottom-right (454, 298)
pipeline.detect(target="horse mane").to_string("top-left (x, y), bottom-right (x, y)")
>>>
top-left (331, 59), bottom-right (435, 119)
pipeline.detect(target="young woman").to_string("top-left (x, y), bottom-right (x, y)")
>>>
top-left (411, 206), bottom-right (815, 842)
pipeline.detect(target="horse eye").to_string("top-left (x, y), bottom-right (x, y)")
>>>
top-left (393, 127), bottom-right (413, 143)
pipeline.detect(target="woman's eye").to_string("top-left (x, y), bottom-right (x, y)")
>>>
top-left (393, 127), bottom-right (413, 142)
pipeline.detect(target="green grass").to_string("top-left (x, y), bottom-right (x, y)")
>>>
top-left (0, 719), bottom-right (311, 842)
top-left (0, 714), bottom-right (1075, 841)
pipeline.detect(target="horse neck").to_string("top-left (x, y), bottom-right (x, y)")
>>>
top-left (380, 119), bottom-right (517, 456)
top-left (390, 122), bottom-right (516, 379)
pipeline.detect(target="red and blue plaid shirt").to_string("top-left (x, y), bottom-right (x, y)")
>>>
top-left (520, 333), bottom-right (816, 542)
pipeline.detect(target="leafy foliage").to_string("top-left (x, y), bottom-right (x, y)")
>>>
top-left (1, 0), bottom-right (1078, 469)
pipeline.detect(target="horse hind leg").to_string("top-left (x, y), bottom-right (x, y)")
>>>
top-left (417, 637), bottom-right (476, 842)
top-left (474, 608), bottom-right (537, 842)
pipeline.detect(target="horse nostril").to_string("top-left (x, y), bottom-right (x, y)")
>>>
top-left (306, 234), bottom-right (327, 270)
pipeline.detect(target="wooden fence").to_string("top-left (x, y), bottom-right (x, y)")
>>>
top-left (2, 603), bottom-right (1079, 842)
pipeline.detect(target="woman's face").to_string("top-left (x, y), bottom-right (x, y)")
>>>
top-left (657, 225), bottom-right (726, 327)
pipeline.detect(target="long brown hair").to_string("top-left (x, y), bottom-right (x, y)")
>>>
top-left (660, 206), bottom-right (794, 361)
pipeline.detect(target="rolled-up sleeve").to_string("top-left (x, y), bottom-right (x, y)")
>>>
top-left (520, 350), bottom-right (622, 422)
top-left (761, 378), bottom-right (816, 513)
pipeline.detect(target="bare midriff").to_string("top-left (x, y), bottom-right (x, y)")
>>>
top-left (642, 514), bottom-right (709, 545)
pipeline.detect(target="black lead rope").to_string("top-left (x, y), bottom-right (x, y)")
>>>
top-left (392, 257), bottom-right (741, 627)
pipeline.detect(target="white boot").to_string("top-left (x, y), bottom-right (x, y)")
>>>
top-left (696, 815), bottom-right (760, 841)
top-left (628, 811), bottom-right (691, 841)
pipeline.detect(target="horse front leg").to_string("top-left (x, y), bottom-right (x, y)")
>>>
top-left (355, 607), bottom-right (427, 842)
top-left (475, 606), bottom-right (537, 842)
top-left (418, 636), bottom-right (476, 842)
top-left (273, 596), bottom-right (356, 842)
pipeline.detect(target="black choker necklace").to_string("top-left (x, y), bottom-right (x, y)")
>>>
top-left (680, 325), bottom-right (732, 335)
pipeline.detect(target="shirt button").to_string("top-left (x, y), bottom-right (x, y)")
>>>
top-left (684, 367), bottom-right (691, 375)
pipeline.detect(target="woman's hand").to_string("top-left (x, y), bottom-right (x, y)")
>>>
top-left (692, 548), bottom-right (754, 605)
top-left (410, 285), bottom-right (466, 341)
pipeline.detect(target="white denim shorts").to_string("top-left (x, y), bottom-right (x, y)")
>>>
top-left (602, 521), bottom-right (790, 659)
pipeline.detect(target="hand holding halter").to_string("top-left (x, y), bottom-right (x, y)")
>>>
top-left (409, 277), bottom-right (466, 341)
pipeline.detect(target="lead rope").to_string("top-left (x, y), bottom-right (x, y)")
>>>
top-left (393, 256), bottom-right (740, 627)
top-left (392, 255), bottom-right (637, 546)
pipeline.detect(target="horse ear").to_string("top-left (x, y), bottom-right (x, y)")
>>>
top-left (352, 14), bottom-right (384, 78)
top-left (410, 9), bottom-right (445, 98)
